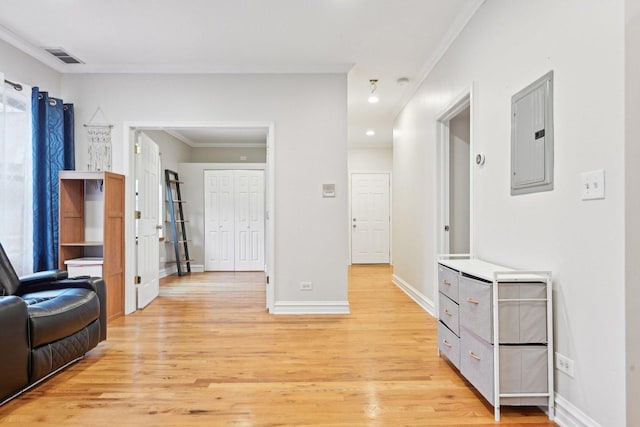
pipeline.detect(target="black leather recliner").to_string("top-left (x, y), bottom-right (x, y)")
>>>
top-left (0, 243), bottom-right (107, 405)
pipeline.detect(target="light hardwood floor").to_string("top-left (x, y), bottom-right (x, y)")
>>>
top-left (0, 265), bottom-right (556, 426)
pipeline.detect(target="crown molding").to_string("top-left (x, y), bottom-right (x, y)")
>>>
top-left (392, 0), bottom-right (485, 120)
top-left (0, 24), bottom-right (66, 73)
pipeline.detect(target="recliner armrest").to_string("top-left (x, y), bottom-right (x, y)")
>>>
top-left (16, 276), bottom-right (108, 342)
top-left (0, 296), bottom-right (30, 402)
top-left (19, 269), bottom-right (69, 287)
top-left (16, 275), bottom-right (94, 295)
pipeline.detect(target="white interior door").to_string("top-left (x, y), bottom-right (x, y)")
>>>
top-left (204, 170), bottom-right (235, 271)
top-left (351, 173), bottom-right (390, 264)
top-left (235, 170), bottom-right (265, 271)
top-left (135, 132), bottom-right (160, 309)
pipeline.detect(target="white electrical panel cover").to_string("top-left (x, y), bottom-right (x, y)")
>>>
top-left (511, 71), bottom-right (554, 195)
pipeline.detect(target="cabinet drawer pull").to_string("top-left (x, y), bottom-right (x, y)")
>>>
top-left (466, 297), bottom-right (480, 305)
top-left (442, 339), bottom-right (452, 348)
top-left (443, 280), bottom-right (451, 286)
top-left (469, 351), bottom-right (481, 361)
top-left (443, 309), bottom-right (453, 316)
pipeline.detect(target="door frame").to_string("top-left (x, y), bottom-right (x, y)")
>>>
top-left (123, 121), bottom-right (276, 314)
top-left (348, 171), bottom-right (392, 265)
top-left (435, 85), bottom-right (475, 259)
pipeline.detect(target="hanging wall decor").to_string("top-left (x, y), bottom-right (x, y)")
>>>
top-left (85, 107), bottom-right (113, 171)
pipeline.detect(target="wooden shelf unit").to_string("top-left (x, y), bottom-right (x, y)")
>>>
top-left (59, 171), bottom-right (125, 321)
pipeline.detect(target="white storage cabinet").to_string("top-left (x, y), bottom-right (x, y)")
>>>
top-left (436, 256), bottom-right (554, 421)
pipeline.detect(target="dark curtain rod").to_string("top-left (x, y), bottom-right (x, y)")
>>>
top-left (4, 79), bottom-right (23, 91)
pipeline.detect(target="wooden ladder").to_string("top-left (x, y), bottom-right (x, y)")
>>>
top-left (165, 169), bottom-right (191, 276)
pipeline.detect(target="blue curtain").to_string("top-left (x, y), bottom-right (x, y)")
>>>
top-left (32, 88), bottom-right (75, 271)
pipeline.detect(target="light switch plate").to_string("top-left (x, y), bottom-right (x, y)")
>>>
top-left (581, 169), bottom-right (605, 200)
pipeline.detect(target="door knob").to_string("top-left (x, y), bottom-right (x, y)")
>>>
top-left (444, 225), bottom-right (450, 231)
top-left (353, 224), bottom-right (356, 228)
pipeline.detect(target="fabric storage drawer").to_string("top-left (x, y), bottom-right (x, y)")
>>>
top-left (498, 282), bottom-right (547, 344)
top-left (460, 327), bottom-right (494, 405)
top-left (499, 345), bottom-right (548, 393)
top-left (438, 293), bottom-right (459, 336)
top-left (438, 322), bottom-right (460, 369)
top-left (438, 264), bottom-right (459, 302)
top-left (459, 275), bottom-right (493, 343)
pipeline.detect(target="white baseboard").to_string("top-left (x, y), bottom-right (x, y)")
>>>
top-left (554, 394), bottom-right (602, 427)
top-left (272, 300), bottom-right (350, 315)
top-left (159, 265), bottom-right (177, 278)
top-left (159, 264), bottom-right (204, 277)
top-left (392, 274), bottom-right (436, 317)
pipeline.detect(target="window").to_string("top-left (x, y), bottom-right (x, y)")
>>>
top-left (0, 76), bottom-right (33, 275)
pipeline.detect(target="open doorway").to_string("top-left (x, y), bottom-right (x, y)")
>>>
top-left (448, 107), bottom-right (470, 254)
top-left (436, 87), bottom-right (474, 256)
top-left (123, 122), bottom-right (276, 314)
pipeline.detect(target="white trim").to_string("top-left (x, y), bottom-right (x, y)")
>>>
top-left (391, 274), bottom-right (436, 317)
top-left (554, 394), bottom-right (602, 427)
top-left (0, 24), bottom-right (66, 73)
top-left (123, 121), bottom-right (276, 315)
top-left (271, 301), bottom-right (350, 315)
top-left (47, 63), bottom-right (354, 75)
top-left (435, 84), bottom-right (476, 317)
top-left (159, 265), bottom-right (178, 279)
top-left (190, 264), bottom-right (205, 273)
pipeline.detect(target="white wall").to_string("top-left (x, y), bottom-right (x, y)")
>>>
top-left (348, 147), bottom-right (392, 172)
top-left (190, 146), bottom-right (266, 163)
top-left (626, 1), bottom-right (640, 425)
top-left (61, 73), bottom-right (349, 313)
top-left (0, 39), bottom-right (61, 95)
top-left (393, 1), bottom-right (625, 425)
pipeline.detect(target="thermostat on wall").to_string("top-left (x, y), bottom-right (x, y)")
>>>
top-left (323, 184), bottom-right (336, 198)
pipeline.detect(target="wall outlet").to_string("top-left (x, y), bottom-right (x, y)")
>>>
top-left (555, 352), bottom-right (575, 377)
top-left (299, 281), bottom-right (313, 291)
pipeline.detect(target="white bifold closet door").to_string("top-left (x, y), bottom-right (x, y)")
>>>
top-left (204, 170), bottom-right (264, 271)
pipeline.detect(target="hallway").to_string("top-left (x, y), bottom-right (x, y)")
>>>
top-left (0, 265), bottom-right (554, 426)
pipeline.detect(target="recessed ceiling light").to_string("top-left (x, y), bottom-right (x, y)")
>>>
top-left (366, 130), bottom-right (375, 136)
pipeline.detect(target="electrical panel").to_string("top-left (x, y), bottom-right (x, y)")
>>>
top-left (511, 71), bottom-right (554, 195)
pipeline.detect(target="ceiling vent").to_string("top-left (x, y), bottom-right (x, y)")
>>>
top-left (44, 48), bottom-right (84, 64)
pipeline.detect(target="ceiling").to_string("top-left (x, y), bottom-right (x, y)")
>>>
top-left (0, 0), bottom-right (483, 148)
